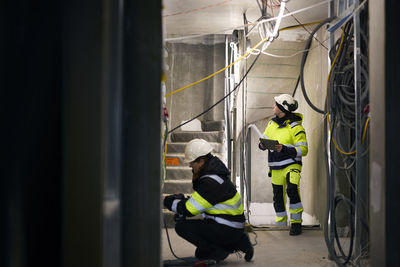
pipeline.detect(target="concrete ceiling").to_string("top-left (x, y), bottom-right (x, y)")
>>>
top-left (163, 0), bottom-right (329, 37)
top-left (163, 0), bottom-right (331, 124)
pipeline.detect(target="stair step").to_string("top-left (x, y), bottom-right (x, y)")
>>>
top-left (167, 142), bottom-right (224, 154)
top-left (163, 180), bottom-right (193, 194)
top-left (165, 153), bottom-right (224, 167)
top-left (171, 131), bottom-right (224, 143)
top-left (166, 166), bottom-right (192, 180)
top-left (202, 120), bottom-right (225, 131)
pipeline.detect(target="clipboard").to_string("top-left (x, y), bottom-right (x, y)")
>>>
top-left (259, 138), bottom-right (279, 150)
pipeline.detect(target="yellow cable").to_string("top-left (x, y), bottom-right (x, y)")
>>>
top-left (279, 21), bottom-right (322, 32)
top-left (165, 37), bottom-right (268, 98)
top-left (326, 28), bottom-right (356, 155)
top-left (165, 20), bottom-right (325, 98)
top-left (362, 117), bottom-right (370, 144)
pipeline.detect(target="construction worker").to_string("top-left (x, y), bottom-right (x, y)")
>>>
top-left (164, 138), bottom-right (253, 262)
top-left (259, 94), bottom-right (308, 235)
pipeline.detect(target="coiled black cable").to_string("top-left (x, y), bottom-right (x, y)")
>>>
top-left (299, 17), bottom-right (334, 114)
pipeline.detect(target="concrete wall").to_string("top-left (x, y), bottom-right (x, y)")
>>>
top-left (294, 28), bottom-right (329, 225)
top-left (165, 37), bottom-right (225, 131)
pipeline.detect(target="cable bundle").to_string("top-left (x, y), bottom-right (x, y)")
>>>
top-left (324, 16), bottom-right (370, 266)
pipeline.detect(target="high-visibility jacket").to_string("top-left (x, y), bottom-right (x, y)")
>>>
top-left (172, 156), bottom-right (245, 229)
top-left (263, 113), bottom-right (308, 170)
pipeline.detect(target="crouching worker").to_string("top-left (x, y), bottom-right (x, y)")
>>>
top-left (163, 138), bottom-right (253, 262)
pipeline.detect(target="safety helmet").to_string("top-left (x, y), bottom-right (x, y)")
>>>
top-left (184, 139), bottom-right (213, 163)
top-left (274, 94), bottom-right (298, 113)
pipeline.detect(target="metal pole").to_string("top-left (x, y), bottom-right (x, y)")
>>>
top-left (246, 127), bottom-right (252, 202)
top-left (327, 1), bottom-right (336, 260)
top-left (232, 104), bottom-right (237, 186)
top-left (225, 36), bottom-right (232, 170)
top-left (353, 0), bottom-right (368, 262)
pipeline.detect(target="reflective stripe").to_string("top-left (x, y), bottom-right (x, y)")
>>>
top-left (276, 211), bottom-right (287, 217)
top-left (187, 197), bottom-right (206, 213)
top-left (171, 199), bottom-right (180, 213)
top-left (291, 213), bottom-right (302, 220)
top-left (286, 144), bottom-right (295, 148)
top-left (276, 221), bottom-right (287, 226)
top-left (295, 142), bottom-right (308, 147)
top-left (212, 196), bottom-right (242, 211)
top-left (206, 192), bottom-right (243, 215)
top-left (290, 122), bottom-right (299, 128)
top-left (269, 159), bottom-right (295, 167)
top-left (289, 202), bottom-right (303, 210)
top-left (200, 174), bottom-right (224, 184)
top-left (296, 147), bottom-right (302, 157)
top-left (203, 214), bottom-right (245, 229)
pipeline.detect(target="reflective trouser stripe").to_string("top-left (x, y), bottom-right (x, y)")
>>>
top-left (289, 202), bottom-right (303, 223)
top-left (291, 213), bottom-right (302, 220)
top-left (202, 214), bottom-right (245, 229)
top-left (276, 221), bottom-right (287, 226)
top-left (275, 211), bottom-right (287, 224)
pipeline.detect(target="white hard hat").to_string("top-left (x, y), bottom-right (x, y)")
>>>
top-left (184, 139), bottom-right (213, 163)
top-left (274, 94), bottom-right (298, 112)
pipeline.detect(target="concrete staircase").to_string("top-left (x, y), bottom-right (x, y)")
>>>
top-left (162, 120), bottom-right (226, 227)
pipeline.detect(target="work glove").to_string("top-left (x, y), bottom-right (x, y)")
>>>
top-left (163, 194), bottom-right (185, 211)
top-left (258, 142), bottom-right (267, 151)
top-left (174, 213), bottom-right (186, 222)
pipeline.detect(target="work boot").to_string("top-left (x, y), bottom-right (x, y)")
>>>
top-left (290, 223), bottom-right (302, 236)
top-left (195, 246), bottom-right (229, 262)
top-left (235, 233), bottom-right (254, 261)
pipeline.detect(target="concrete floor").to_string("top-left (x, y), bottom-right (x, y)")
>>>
top-left (162, 227), bottom-right (337, 267)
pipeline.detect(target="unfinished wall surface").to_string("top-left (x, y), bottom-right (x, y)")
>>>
top-left (294, 28), bottom-right (329, 226)
top-left (165, 38), bottom-right (225, 131)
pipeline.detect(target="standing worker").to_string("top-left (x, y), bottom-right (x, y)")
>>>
top-left (259, 94), bottom-right (308, 235)
top-left (163, 138), bottom-right (253, 262)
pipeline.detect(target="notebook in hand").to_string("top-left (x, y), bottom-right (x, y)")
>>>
top-left (259, 138), bottom-right (279, 150)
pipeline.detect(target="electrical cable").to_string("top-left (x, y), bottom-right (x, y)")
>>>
top-left (326, 27), bottom-right (356, 155)
top-left (163, 215), bottom-right (191, 263)
top-left (165, 38), bottom-right (267, 98)
top-left (299, 17), bottom-right (334, 114)
top-left (324, 12), bottom-right (370, 265)
top-left (168, 53), bottom-right (262, 134)
top-left (165, 0), bottom-right (332, 42)
top-left (167, 19), bottom-right (327, 99)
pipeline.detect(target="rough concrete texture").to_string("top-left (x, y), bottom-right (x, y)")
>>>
top-left (162, 228), bottom-right (336, 267)
top-left (236, 35), bottom-right (306, 125)
top-left (294, 28), bottom-right (329, 225)
top-left (248, 119), bottom-right (271, 203)
top-left (165, 41), bottom-right (225, 131)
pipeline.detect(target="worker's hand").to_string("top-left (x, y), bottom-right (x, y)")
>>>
top-left (163, 194), bottom-right (185, 210)
top-left (163, 195), bottom-right (177, 210)
top-left (275, 144), bottom-right (283, 152)
top-left (258, 142), bottom-right (267, 151)
top-left (173, 193), bottom-right (185, 200)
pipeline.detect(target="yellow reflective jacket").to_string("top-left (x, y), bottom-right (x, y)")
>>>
top-left (172, 156), bottom-right (245, 229)
top-left (263, 113), bottom-right (308, 170)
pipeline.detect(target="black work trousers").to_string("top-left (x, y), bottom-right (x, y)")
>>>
top-left (175, 219), bottom-right (243, 259)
